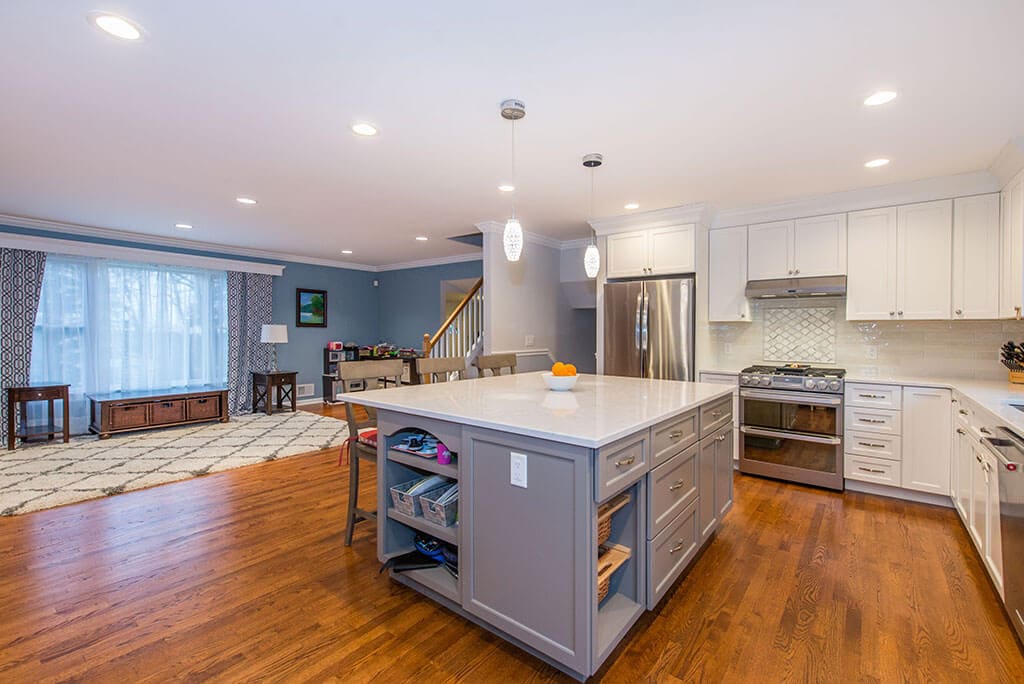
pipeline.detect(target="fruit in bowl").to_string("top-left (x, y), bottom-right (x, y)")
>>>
top-left (543, 361), bottom-right (578, 391)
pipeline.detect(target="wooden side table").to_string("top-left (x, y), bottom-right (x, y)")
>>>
top-left (251, 371), bottom-right (298, 415)
top-left (6, 384), bottom-right (71, 451)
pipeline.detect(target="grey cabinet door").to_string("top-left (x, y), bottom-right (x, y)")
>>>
top-left (698, 436), bottom-right (718, 542)
top-left (462, 428), bottom-right (592, 675)
top-left (716, 426), bottom-right (734, 518)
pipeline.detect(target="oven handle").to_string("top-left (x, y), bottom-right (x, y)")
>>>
top-left (739, 389), bottom-right (842, 406)
top-left (740, 425), bottom-right (842, 445)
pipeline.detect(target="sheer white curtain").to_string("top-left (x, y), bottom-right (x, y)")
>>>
top-left (30, 255), bottom-right (228, 434)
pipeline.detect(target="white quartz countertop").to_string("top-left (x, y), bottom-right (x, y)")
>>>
top-left (337, 372), bottom-right (734, 448)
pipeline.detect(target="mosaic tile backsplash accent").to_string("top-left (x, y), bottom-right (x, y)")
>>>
top-left (763, 306), bottom-right (836, 363)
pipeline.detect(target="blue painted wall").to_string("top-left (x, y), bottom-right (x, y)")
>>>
top-left (377, 259), bottom-right (483, 349)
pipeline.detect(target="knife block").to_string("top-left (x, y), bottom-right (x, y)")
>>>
top-left (1010, 370), bottom-right (1024, 385)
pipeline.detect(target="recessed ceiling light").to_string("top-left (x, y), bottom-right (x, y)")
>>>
top-left (498, 184), bottom-right (515, 192)
top-left (341, 249), bottom-right (353, 255)
top-left (174, 223), bottom-right (193, 231)
top-left (88, 12), bottom-right (143, 40)
top-left (864, 158), bottom-right (891, 168)
top-left (624, 202), bottom-right (640, 210)
top-left (415, 236), bottom-right (429, 241)
top-left (235, 196), bottom-right (258, 205)
top-left (863, 90), bottom-right (898, 107)
top-left (351, 121), bottom-right (379, 136)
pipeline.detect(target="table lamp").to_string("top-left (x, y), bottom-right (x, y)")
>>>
top-left (260, 324), bottom-right (288, 371)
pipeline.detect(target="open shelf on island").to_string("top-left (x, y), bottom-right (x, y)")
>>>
top-left (387, 507), bottom-right (458, 545)
top-left (595, 592), bottom-right (644, 663)
top-left (392, 563), bottom-right (459, 603)
top-left (387, 448), bottom-right (458, 478)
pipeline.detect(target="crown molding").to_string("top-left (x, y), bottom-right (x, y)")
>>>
top-left (473, 219), bottom-right (563, 249)
top-left (711, 171), bottom-right (999, 228)
top-left (588, 203), bottom-right (711, 236)
top-left (990, 137), bottom-right (1024, 189)
top-left (376, 251), bottom-right (482, 271)
top-left (558, 237), bottom-right (593, 250)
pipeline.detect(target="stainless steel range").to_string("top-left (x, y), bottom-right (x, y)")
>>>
top-left (738, 364), bottom-right (846, 490)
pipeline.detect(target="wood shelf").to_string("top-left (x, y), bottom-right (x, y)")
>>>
top-left (595, 592), bottom-right (644, 663)
top-left (386, 508), bottom-right (458, 545)
top-left (387, 449), bottom-right (458, 478)
top-left (392, 564), bottom-right (459, 603)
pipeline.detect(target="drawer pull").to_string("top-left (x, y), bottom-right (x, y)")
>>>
top-left (858, 441), bottom-right (886, 448)
top-left (669, 479), bottom-right (686, 491)
top-left (669, 540), bottom-right (686, 554)
top-left (956, 428), bottom-right (966, 435)
top-left (858, 418), bottom-right (885, 424)
top-left (859, 393), bottom-right (884, 399)
top-left (958, 409), bottom-right (969, 416)
top-left (717, 434), bottom-right (727, 442)
top-left (858, 467), bottom-right (886, 474)
top-left (979, 427), bottom-right (992, 435)
top-left (161, 402), bottom-right (174, 408)
top-left (710, 411), bottom-right (723, 418)
top-left (614, 456), bottom-right (636, 468)
top-left (197, 398), bottom-right (208, 404)
top-left (668, 430), bottom-right (684, 439)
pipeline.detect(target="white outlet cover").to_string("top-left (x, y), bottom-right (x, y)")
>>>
top-left (524, 334), bottom-right (535, 348)
top-left (510, 451), bottom-right (528, 488)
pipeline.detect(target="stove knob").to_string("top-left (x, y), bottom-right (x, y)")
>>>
top-left (816, 380), bottom-right (828, 390)
top-left (740, 375), bottom-right (750, 385)
top-left (829, 380), bottom-right (841, 391)
top-left (803, 378), bottom-right (816, 389)
top-left (760, 376), bottom-right (772, 386)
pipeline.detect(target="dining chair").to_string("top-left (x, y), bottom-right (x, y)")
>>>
top-left (338, 359), bottom-right (404, 546)
top-left (474, 353), bottom-right (517, 377)
top-left (417, 356), bottom-right (467, 384)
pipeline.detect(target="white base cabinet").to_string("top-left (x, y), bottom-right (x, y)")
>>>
top-left (901, 386), bottom-right (952, 495)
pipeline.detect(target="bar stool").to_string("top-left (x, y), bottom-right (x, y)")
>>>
top-left (338, 359), bottom-right (404, 546)
top-left (474, 353), bottom-right (517, 377)
top-left (416, 356), bottom-right (467, 384)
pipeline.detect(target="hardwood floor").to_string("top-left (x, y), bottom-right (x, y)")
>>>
top-left (0, 404), bottom-right (1021, 682)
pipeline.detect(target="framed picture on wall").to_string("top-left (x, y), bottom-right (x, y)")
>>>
top-left (296, 288), bottom-right (327, 327)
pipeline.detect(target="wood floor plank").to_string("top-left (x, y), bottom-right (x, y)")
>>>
top-left (0, 404), bottom-right (1021, 682)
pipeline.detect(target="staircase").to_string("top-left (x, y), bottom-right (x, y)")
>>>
top-left (423, 277), bottom-right (483, 372)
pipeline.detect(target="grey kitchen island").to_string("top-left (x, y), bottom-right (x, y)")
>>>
top-left (338, 372), bottom-right (735, 680)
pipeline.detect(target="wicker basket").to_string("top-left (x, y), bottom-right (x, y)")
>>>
top-left (1011, 370), bottom-right (1024, 385)
top-left (420, 486), bottom-right (458, 527)
top-left (596, 544), bottom-right (631, 604)
top-left (596, 492), bottom-right (631, 546)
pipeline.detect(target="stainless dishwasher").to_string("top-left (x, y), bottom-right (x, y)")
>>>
top-left (990, 427), bottom-right (1024, 644)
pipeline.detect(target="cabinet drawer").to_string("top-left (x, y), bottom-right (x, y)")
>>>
top-left (845, 430), bottom-right (902, 461)
top-left (150, 400), bottom-right (185, 425)
top-left (109, 404), bottom-right (148, 429)
top-left (187, 396), bottom-right (221, 420)
top-left (647, 498), bottom-right (699, 609)
top-left (596, 435), bottom-right (648, 502)
top-left (845, 453), bottom-right (901, 486)
top-left (648, 443), bottom-right (699, 539)
top-left (651, 409), bottom-right (699, 467)
top-left (845, 407), bottom-right (902, 435)
top-left (845, 383), bottom-right (902, 410)
top-left (699, 396), bottom-right (733, 439)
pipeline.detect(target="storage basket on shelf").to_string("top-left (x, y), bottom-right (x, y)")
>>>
top-left (389, 474), bottom-right (450, 517)
top-left (596, 492), bottom-right (631, 546)
top-left (596, 544), bottom-right (631, 604)
top-left (420, 483), bottom-right (458, 528)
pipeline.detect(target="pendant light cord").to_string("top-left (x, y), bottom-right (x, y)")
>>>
top-left (510, 119), bottom-right (517, 220)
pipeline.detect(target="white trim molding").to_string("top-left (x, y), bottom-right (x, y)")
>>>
top-left (473, 219), bottom-right (562, 249)
top-left (588, 203), bottom-right (711, 236)
top-left (0, 231), bottom-right (285, 276)
top-left (377, 251), bottom-right (483, 271)
top-left (990, 137), bottom-right (1024, 189)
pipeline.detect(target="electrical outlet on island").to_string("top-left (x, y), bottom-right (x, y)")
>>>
top-left (510, 452), bottom-right (528, 488)
top-left (524, 334), bottom-right (535, 348)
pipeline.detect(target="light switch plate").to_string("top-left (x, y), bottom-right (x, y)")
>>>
top-left (510, 452), bottom-right (528, 488)
top-left (524, 334), bottom-right (535, 348)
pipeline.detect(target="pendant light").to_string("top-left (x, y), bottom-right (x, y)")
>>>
top-left (582, 153), bottom-right (603, 278)
top-left (500, 99), bottom-right (526, 262)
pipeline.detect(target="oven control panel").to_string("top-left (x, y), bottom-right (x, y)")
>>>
top-left (739, 372), bottom-right (844, 394)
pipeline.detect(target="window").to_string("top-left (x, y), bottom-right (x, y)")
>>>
top-left (30, 255), bottom-right (228, 433)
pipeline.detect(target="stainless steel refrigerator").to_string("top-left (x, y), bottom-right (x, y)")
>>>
top-left (603, 277), bottom-right (695, 380)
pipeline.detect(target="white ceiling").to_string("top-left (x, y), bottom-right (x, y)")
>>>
top-left (1, 1), bottom-right (1022, 266)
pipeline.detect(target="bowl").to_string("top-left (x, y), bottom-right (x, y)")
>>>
top-left (542, 372), bottom-right (578, 392)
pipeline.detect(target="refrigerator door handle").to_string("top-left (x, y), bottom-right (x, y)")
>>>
top-left (634, 292), bottom-right (642, 350)
top-left (641, 292), bottom-right (649, 352)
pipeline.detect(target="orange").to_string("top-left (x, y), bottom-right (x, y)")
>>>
top-left (551, 362), bottom-right (567, 376)
top-left (566, 364), bottom-right (577, 376)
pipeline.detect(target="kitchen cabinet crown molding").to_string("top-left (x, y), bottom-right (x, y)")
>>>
top-left (474, 219), bottom-right (562, 249)
top-left (990, 137), bottom-right (1024, 189)
top-left (588, 203), bottom-right (711, 236)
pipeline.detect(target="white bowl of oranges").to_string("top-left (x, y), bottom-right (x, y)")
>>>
top-left (542, 362), bottom-right (578, 391)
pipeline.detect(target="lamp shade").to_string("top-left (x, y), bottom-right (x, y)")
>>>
top-left (583, 244), bottom-right (600, 278)
top-left (503, 218), bottom-right (523, 262)
top-left (260, 324), bottom-right (288, 344)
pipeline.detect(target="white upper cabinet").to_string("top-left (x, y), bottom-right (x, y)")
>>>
top-left (708, 226), bottom-right (750, 322)
top-left (953, 193), bottom-right (1001, 319)
top-left (746, 220), bottom-right (792, 280)
top-left (846, 207), bottom-right (899, 320)
top-left (605, 224), bottom-right (695, 279)
top-left (1000, 173), bottom-right (1024, 318)
top-left (897, 200), bottom-right (952, 320)
top-left (793, 213), bottom-right (847, 277)
top-left (901, 386), bottom-right (952, 495)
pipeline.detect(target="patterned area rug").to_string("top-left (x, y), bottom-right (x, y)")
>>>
top-left (0, 411), bottom-right (348, 516)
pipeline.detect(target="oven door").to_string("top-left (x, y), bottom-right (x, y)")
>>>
top-left (739, 389), bottom-right (844, 490)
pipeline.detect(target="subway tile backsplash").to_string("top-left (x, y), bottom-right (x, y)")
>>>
top-left (707, 298), bottom-right (1024, 380)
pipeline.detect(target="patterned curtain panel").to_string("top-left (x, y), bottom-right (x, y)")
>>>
top-left (227, 272), bottom-right (274, 415)
top-left (0, 248), bottom-right (47, 444)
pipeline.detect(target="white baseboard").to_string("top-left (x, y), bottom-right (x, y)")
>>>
top-left (844, 479), bottom-right (953, 508)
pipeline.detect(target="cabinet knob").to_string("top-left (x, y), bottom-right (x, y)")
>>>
top-left (889, 311), bottom-right (895, 316)
top-left (897, 311), bottom-right (903, 316)
top-left (738, 312), bottom-right (745, 318)
top-left (794, 269), bottom-right (800, 275)
top-left (787, 270), bottom-right (793, 275)
top-left (955, 309), bottom-right (962, 316)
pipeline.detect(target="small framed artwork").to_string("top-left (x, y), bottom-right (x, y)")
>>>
top-left (296, 288), bottom-right (327, 327)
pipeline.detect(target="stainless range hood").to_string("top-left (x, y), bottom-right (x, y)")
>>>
top-left (745, 275), bottom-right (847, 299)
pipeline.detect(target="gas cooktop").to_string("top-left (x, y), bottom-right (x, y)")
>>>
top-left (739, 364), bottom-right (846, 393)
